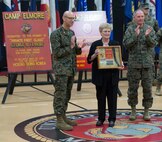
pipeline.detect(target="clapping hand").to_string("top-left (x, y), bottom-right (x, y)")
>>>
top-left (78, 39), bottom-right (86, 48)
top-left (145, 26), bottom-right (152, 36)
top-left (135, 25), bottom-right (140, 36)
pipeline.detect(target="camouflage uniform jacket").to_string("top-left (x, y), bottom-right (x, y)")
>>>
top-left (123, 23), bottom-right (157, 68)
top-left (156, 28), bottom-right (162, 49)
top-left (145, 15), bottom-right (159, 33)
top-left (156, 28), bottom-right (162, 64)
top-left (50, 26), bottom-right (82, 76)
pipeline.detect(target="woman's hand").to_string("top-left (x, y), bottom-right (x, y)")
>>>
top-left (118, 61), bottom-right (125, 70)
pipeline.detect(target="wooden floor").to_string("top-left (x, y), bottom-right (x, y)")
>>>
top-left (0, 78), bottom-right (162, 142)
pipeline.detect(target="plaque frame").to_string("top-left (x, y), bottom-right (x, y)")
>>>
top-left (97, 46), bottom-right (122, 69)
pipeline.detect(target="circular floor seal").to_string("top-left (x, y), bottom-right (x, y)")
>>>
top-left (15, 109), bottom-right (162, 142)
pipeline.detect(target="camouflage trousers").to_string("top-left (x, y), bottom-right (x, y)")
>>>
top-left (127, 67), bottom-right (153, 108)
top-left (151, 50), bottom-right (156, 82)
top-left (152, 63), bottom-right (156, 81)
top-left (53, 75), bottom-right (74, 115)
top-left (156, 52), bottom-right (162, 84)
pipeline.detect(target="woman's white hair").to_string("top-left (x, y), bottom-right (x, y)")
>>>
top-left (99, 23), bottom-right (112, 33)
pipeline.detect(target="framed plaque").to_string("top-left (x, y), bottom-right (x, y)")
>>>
top-left (97, 46), bottom-right (122, 69)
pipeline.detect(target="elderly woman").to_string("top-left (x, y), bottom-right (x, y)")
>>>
top-left (87, 23), bottom-right (121, 127)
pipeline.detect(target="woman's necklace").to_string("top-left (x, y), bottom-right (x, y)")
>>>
top-left (102, 39), bottom-right (109, 47)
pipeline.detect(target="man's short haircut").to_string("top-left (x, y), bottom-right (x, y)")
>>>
top-left (133, 9), bottom-right (144, 18)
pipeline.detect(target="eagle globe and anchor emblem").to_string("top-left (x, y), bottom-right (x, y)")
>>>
top-left (15, 110), bottom-right (162, 142)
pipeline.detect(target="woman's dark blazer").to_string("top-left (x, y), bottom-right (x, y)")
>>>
top-left (87, 39), bottom-right (120, 86)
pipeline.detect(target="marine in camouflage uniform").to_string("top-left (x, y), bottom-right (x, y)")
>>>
top-left (140, 3), bottom-right (159, 85)
top-left (155, 28), bottom-right (162, 96)
top-left (123, 10), bottom-right (157, 121)
top-left (51, 26), bottom-right (81, 114)
top-left (50, 11), bottom-right (83, 131)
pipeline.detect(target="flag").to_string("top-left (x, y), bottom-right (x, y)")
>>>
top-left (21, 1), bottom-right (29, 11)
top-left (41, 0), bottom-right (50, 27)
top-left (124, 0), bottom-right (132, 25)
top-left (0, 2), bottom-right (4, 66)
top-left (2, 0), bottom-right (13, 45)
top-left (104, 0), bottom-right (111, 23)
top-left (0, 2), bottom-right (3, 44)
top-left (1, 1), bottom-right (7, 70)
top-left (11, 0), bottom-right (19, 11)
top-left (95, 0), bottom-right (102, 10)
top-left (156, 0), bottom-right (162, 27)
top-left (69, 0), bottom-right (75, 11)
top-left (41, 0), bottom-right (49, 12)
top-left (50, 0), bottom-right (61, 31)
top-left (3, 0), bottom-right (12, 11)
top-left (150, 0), bottom-right (155, 5)
top-left (155, 0), bottom-right (162, 55)
top-left (55, 0), bottom-right (61, 28)
top-left (29, 0), bottom-right (37, 11)
top-left (50, 0), bottom-right (56, 31)
top-left (134, 0), bottom-right (145, 10)
top-left (77, 0), bottom-right (87, 11)
top-left (133, 0), bottom-right (138, 10)
top-left (87, 0), bottom-right (97, 10)
top-left (18, 0), bottom-right (21, 10)
top-left (149, 0), bottom-right (156, 18)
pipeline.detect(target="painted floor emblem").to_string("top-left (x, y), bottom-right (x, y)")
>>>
top-left (15, 110), bottom-right (162, 142)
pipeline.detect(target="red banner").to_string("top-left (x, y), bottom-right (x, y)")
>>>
top-left (3, 12), bottom-right (52, 73)
top-left (71, 11), bottom-right (107, 70)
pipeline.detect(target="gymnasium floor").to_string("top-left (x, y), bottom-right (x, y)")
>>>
top-left (0, 75), bottom-right (162, 142)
